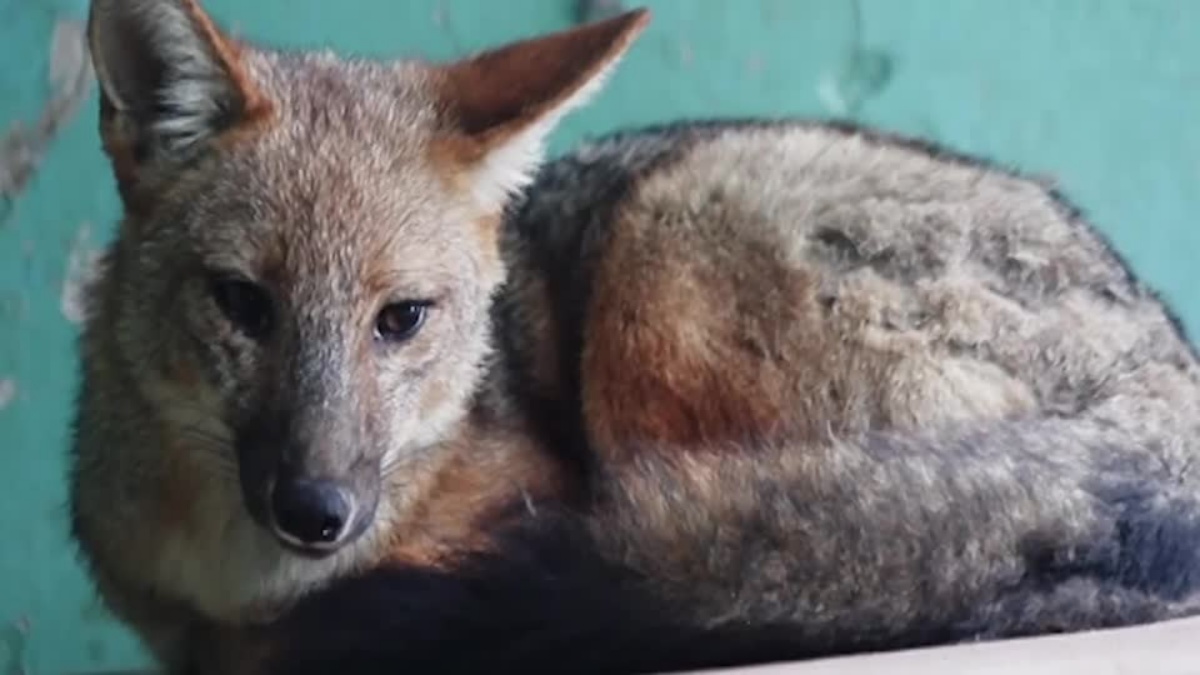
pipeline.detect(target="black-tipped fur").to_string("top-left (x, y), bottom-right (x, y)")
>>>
top-left (263, 507), bottom-right (939, 675)
top-left (263, 472), bottom-right (1200, 675)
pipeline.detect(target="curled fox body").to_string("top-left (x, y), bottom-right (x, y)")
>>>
top-left (68, 1), bottom-right (1200, 673)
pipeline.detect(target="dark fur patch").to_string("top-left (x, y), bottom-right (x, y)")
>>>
top-left (260, 508), bottom-right (953, 675)
top-left (261, 475), bottom-right (1200, 675)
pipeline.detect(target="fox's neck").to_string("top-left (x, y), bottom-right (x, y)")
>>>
top-left (373, 395), bottom-right (575, 567)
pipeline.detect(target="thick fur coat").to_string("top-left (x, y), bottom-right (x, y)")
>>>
top-left (67, 2), bottom-right (1200, 673)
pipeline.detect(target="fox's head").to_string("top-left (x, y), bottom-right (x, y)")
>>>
top-left (85, 0), bottom-right (647, 557)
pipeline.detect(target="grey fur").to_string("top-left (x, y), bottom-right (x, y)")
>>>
top-left (68, 1), bottom-right (1200, 672)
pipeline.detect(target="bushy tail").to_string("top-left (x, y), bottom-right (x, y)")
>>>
top-left (593, 410), bottom-right (1200, 644)
top-left (261, 507), bottom-right (873, 675)
top-left (262, 410), bottom-right (1200, 674)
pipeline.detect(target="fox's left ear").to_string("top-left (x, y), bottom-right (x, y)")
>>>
top-left (431, 9), bottom-right (650, 211)
top-left (87, 0), bottom-right (272, 207)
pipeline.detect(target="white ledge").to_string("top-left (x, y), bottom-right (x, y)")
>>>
top-left (683, 616), bottom-right (1200, 674)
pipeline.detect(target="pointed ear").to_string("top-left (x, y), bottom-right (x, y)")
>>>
top-left (87, 0), bottom-right (271, 177)
top-left (432, 9), bottom-right (650, 211)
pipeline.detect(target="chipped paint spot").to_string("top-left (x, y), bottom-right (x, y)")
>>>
top-left (745, 53), bottom-right (766, 78)
top-left (818, 47), bottom-right (894, 116)
top-left (80, 593), bottom-right (114, 623)
top-left (86, 636), bottom-right (108, 663)
top-left (817, 0), bottom-right (893, 117)
top-left (431, 1), bottom-right (464, 55)
top-left (62, 222), bottom-right (103, 325)
top-left (49, 18), bottom-right (89, 93)
top-left (0, 616), bottom-right (30, 675)
top-left (0, 293), bottom-right (23, 322)
top-left (0, 379), bottom-right (16, 411)
top-left (0, 17), bottom-right (91, 224)
top-left (575, 0), bottom-right (626, 23)
top-left (677, 40), bottom-right (694, 67)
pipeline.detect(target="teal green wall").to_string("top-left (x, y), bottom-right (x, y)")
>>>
top-left (2, 1), bottom-right (1197, 672)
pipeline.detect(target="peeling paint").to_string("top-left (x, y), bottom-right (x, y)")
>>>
top-left (80, 594), bottom-right (113, 624)
top-left (61, 222), bottom-right (103, 325)
top-left (575, 0), bottom-right (626, 24)
top-left (677, 40), bottom-right (694, 68)
top-left (431, 1), bottom-right (464, 55)
top-left (744, 53), bottom-right (766, 78)
top-left (0, 616), bottom-right (30, 675)
top-left (0, 379), bottom-right (15, 411)
top-left (0, 17), bottom-right (92, 224)
top-left (0, 293), bottom-right (24, 322)
top-left (818, 47), bottom-right (894, 116)
top-left (817, 0), bottom-right (893, 117)
top-left (86, 637), bottom-right (107, 663)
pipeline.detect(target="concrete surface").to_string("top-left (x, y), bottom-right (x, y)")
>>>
top-left (2, 0), bottom-right (1199, 672)
top-left (690, 615), bottom-right (1200, 675)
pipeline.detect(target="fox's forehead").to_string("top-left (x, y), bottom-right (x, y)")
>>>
top-left (246, 49), bottom-right (441, 152)
top-left (238, 49), bottom-right (451, 198)
top-left (183, 163), bottom-right (483, 301)
top-left (175, 50), bottom-right (488, 289)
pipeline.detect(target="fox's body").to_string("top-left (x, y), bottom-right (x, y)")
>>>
top-left (67, 2), bottom-right (1200, 674)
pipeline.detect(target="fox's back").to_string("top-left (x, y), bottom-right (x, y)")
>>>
top-left (502, 120), bottom-right (1200, 467)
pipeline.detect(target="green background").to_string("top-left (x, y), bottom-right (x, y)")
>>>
top-left (1, 0), bottom-right (1197, 672)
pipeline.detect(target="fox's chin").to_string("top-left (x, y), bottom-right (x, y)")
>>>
top-left (274, 535), bottom-right (346, 561)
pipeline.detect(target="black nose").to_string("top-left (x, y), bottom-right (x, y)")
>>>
top-left (270, 478), bottom-right (355, 549)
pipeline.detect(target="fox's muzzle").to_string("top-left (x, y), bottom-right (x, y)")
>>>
top-left (235, 392), bottom-right (381, 557)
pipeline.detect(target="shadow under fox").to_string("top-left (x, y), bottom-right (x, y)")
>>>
top-left (67, 1), bottom-right (1200, 673)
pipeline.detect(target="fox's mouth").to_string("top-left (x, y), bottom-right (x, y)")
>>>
top-left (269, 518), bottom-right (371, 560)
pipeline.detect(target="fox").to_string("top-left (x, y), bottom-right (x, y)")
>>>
top-left (66, 0), bottom-right (1200, 673)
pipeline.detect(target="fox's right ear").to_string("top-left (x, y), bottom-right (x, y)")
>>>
top-left (431, 9), bottom-right (651, 212)
top-left (87, 0), bottom-right (270, 193)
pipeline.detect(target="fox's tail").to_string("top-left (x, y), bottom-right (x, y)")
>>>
top-left (263, 409), bottom-right (1200, 674)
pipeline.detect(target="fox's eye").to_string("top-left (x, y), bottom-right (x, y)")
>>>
top-left (374, 301), bottom-right (429, 343)
top-left (210, 277), bottom-right (273, 339)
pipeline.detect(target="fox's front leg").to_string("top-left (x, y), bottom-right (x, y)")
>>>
top-left (115, 608), bottom-right (205, 675)
top-left (174, 622), bottom-right (274, 675)
top-left (93, 588), bottom-right (258, 675)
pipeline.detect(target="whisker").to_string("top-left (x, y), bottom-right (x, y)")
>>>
top-left (177, 431), bottom-right (233, 449)
top-left (174, 428), bottom-right (233, 450)
top-left (171, 426), bottom-right (240, 477)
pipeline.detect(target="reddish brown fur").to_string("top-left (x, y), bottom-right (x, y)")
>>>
top-left (431, 9), bottom-right (649, 165)
top-left (472, 213), bottom-right (505, 279)
top-left (380, 421), bottom-right (571, 569)
top-left (96, 100), bottom-right (150, 216)
top-left (155, 437), bottom-right (206, 536)
top-left (176, 0), bottom-right (272, 122)
top-left (580, 204), bottom-right (898, 457)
